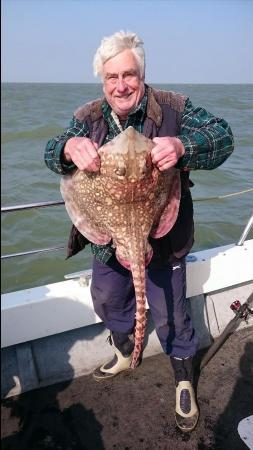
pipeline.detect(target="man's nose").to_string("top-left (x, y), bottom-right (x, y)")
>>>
top-left (116, 76), bottom-right (127, 92)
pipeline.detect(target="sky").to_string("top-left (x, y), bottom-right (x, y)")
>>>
top-left (2, 0), bottom-right (253, 84)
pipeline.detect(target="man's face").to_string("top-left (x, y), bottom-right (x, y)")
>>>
top-left (102, 49), bottom-right (145, 119)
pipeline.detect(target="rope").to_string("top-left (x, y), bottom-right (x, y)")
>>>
top-left (1, 189), bottom-right (253, 214)
top-left (193, 188), bottom-right (253, 202)
top-left (2, 187), bottom-right (252, 259)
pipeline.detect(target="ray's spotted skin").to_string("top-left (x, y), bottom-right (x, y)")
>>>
top-left (61, 127), bottom-right (181, 368)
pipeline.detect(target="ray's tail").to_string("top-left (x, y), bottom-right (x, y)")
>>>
top-left (115, 203), bottom-right (152, 369)
top-left (127, 230), bottom-right (149, 369)
top-left (130, 257), bottom-right (147, 369)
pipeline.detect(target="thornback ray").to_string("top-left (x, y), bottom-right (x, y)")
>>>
top-left (60, 126), bottom-right (181, 368)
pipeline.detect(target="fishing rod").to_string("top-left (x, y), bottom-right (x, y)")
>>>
top-left (200, 292), bottom-right (253, 370)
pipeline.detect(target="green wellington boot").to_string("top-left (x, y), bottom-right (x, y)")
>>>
top-left (93, 332), bottom-right (134, 382)
top-left (170, 356), bottom-right (199, 432)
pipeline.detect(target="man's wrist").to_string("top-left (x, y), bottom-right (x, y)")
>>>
top-left (62, 139), bottom-right (74, 163)
top-left (60, 142), bottom-right (76, 171)
top-left (175, 137), bottom-right (185, 159)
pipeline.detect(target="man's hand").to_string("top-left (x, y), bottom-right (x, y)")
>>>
top-left (151, 136), bottom-right (185, 171)
top-left (63, 137), bottom-right (100, 172)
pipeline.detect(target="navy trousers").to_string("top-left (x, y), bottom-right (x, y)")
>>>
top-left (90, 255), bottom-right (198, 358)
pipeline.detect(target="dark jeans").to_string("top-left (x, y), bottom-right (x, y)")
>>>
top-left (90, 256), bottom-right (198, 358)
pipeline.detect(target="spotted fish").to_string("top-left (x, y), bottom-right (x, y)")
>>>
top-left (60, 126), bottom-right (181, 368)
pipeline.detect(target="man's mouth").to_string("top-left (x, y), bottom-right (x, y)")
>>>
top-left (115, 93), bottom-right (133, 100)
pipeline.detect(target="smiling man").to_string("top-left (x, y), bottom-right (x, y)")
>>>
top-left (45, 31), bottom-right (234, 432)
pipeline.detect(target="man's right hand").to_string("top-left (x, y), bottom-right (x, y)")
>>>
top-left (63, 137), bottom-right (100, 172)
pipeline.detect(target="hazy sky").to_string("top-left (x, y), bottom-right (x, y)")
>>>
top-left (2, 0), bottom-right (253, 83)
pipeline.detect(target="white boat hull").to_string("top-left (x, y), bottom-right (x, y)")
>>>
top-left (1, 240), bottom-right (253, 398)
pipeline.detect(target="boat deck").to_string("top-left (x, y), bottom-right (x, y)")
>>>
top-left (1, 326), bottom-right (253, 450)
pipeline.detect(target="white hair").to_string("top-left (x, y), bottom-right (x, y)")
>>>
top-left (93, 30), bottom-right (145, 79)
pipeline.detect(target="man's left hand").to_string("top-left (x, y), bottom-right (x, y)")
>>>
top-left (151, 137), bottom-right (185, 171)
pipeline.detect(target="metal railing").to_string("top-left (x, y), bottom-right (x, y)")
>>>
top-left (1, 188), bottom-right (253, 259)
top-left (237, 215), bottom-right (253, 246)
top-left (1, 200), bottom-right (66, 259)
top-left (1, 246), bottom-right (65, 260)
top-left (1, 200), bottom-right (64, 213)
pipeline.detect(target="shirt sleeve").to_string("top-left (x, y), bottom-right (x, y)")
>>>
top-left (177, 99), bottom-right (234, 170)
top-left (44, 117), bottom-right (90, 175)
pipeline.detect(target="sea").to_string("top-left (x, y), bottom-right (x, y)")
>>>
top-left (1, 83), bottom-right (253, 294)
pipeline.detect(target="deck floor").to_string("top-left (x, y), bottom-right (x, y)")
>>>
top-left (1, 326), bottom-right (253, 450)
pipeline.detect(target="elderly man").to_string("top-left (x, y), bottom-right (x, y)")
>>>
top-left (45, 31), bottom-right (234, 432)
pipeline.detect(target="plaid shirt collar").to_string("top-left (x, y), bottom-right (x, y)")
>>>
top-left (101, 88), bottom-right (148, 135)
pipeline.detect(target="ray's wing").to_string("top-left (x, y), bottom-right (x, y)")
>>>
top-left (150, 169), bottom-right (181, 238)
top-left (60, 172), bottom-right (111, 245)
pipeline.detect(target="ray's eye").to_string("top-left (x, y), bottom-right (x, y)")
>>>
top-left (115, 167), bottom-right (126, 176)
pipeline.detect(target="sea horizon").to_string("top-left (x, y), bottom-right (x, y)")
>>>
top-left (2, 81), bottom-right (253, 85)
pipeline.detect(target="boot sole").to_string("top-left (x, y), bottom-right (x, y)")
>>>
top-left (175, 411), bottom-right (199, 433)
top-left (92, 369), bottom-right (132, 383)
top-left (93, 368), bottom-right (132, 382)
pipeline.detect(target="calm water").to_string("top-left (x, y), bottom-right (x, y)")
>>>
top-left (1, 83), bottom-right (253, 294)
